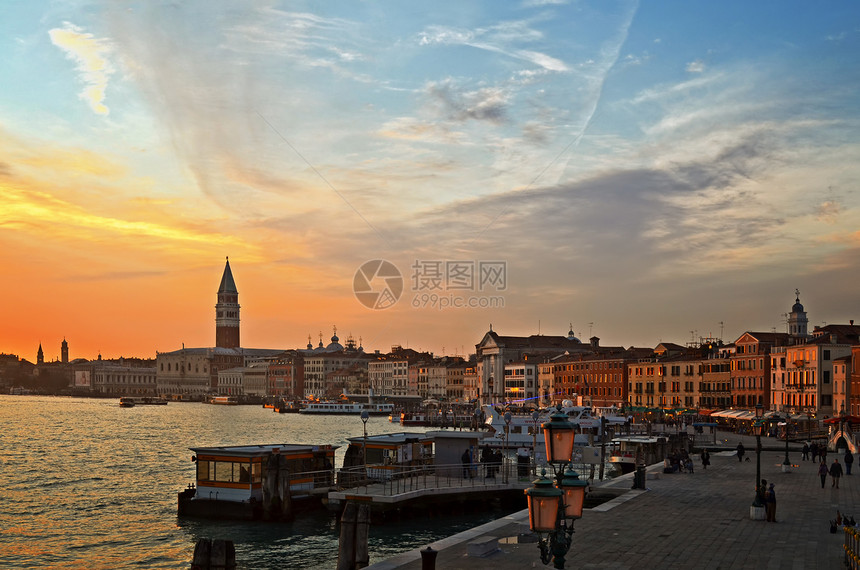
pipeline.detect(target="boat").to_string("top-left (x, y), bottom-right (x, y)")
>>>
top-left (178, 443), bottom-right (338, 521)
top-left (338, 432), bottom-right (433, 485)
top-left (609, 435), bottom-right (665, 474)
top-left (119, 396), bottom-right (168, 407)
top-left (298, 402), bottom-right (394, 415)
top-left (210, 395), bottom-right (239, 405)
top-left (481, 401), bottom-right (615, 448)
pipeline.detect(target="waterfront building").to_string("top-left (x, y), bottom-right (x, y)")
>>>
top-left (68, 356), bottom-right (157, 395)
top-left (267, 351), bottom-right (305, 397)
top-left (444, 358), bottom-right (468, 402)
top-left (834, 355), bottom-right (851, 417)
top-left (503, 359), bottom-right (538, 403)
top-left (699, 344), bottom-right (733, 409)
top-left (474, 326), bottom-right (592, 404)
top-left (780, 323), bottom-right (860, 417)
top-left (367, 346), bottom-right (429, 402)
top-left (730, 331), bottom-right (789, 409)
top-left (462, 362), bottom-right (478, 402)
top-left (217, 364), bottom-right (268, 396)
top-left (303, 341), bottom-right (372, 399)
top-left (326, 363), bottom-right (369, 399)
top-left (850, 345), bottom-right (860, 417)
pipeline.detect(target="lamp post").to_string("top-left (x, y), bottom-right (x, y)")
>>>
top-left (782, 413), bottom-right (791, 471)
top-left (504, 411), bottom-right (512, 483)
top-left (751, 403), bottom-right (764, 514)
top-left (360, 410), bottom-right (370, 472)
top-left (532, 410), bottom-right (540, 475)
top-left (524, 406), bottom-right (588, 569)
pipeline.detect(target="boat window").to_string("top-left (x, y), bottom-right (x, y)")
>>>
top-left (197, 460), bottom-right (210, 481)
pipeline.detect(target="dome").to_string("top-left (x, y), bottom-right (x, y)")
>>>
top-left (792, 298), bottom-right (804, 313)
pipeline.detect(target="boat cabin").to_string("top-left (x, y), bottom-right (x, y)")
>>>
top-left (339, 433), bottom-right (432, 484)
top-left (188, 443), bottom-right (337, 506)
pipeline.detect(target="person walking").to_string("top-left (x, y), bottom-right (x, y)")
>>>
top-left (831, 458), bottom-right (844, 488)
top-left (811, 442), bottom-right (819, 463)
top-left (737, 442), bottom-right (746, 462)
top-left (819, 460), bottom-right (829, 488)
top-left (701, 448), bottom-right (711, 470)
top-left (765, 483), bottom-right (777, 522)
top-left (845, 450), bottom-right (854, 475)
top-left (802, 442), bottom-right (810, 461)
top-left (461, 448), bottom-right (473, 478)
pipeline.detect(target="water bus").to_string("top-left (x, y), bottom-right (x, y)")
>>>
top-left (299, 402), bottom-right (394, 415)
top-left (209, 395), bottom-right (239, 405)
top-left (119, 396), bottom-right (168, 407)
top-left (178, 443), bottom-right (337, 521)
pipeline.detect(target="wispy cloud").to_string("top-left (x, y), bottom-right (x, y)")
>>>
top-left (49, 23), bottom-right (113, 115)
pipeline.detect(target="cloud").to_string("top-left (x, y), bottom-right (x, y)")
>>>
top-left (686, 59), bottom-right (705, 73)
top-left (425, 80), bottom-right (509, 124)
top-left (49, 23), bottom-right (114, 115)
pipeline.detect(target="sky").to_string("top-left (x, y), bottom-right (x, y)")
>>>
top-left (2, 1), bottom-right (859, 362)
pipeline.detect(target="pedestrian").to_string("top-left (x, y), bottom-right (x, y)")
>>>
top-left (811, 442), bottom-right (819, 463)
top-left (481, 444), bottom-right (493, 478)
top-left (686, 457), bottom-right (694, 474)
top-left (802, 442), bottom-right (810, 461)
top-left (830, 458), bottom-right (844, 488)
top-left (701, 448), bottom-right (710, 470)
top-left (845, 450), bottom-right (854, 475)
top-left (818, 460), bottom-right (829, 488)
top-left (765, 483), bottom-right (777, 522)
top-left (461, 448), bottom-right (473, 478)
top-left (737, 442), bottom-right (746, 462)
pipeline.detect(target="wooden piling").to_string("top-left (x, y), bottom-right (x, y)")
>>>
top-left (355, 503), bottom-right (370, 568)
top-left (337, 502), bottom-right (358, 570)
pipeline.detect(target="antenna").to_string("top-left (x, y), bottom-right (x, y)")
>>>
top-left (719, 321), bottom-right (724, 341)
top-left (589, 322), bottom-right (594, 337)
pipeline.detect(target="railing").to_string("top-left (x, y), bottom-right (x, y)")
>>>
top-left (845, 526), bottom-right (860, 568)
top-left (336, 460), bottom-right (601, 497)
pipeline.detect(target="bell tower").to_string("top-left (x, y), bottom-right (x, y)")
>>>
top-left (788, 288), bottom-right (808, 338)
top-left (215, 257), bottom-right (240, 348)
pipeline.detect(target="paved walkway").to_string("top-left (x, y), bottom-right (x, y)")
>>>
top-left (367, 434), bottom-right (858, 569)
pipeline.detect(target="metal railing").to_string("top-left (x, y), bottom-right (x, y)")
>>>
top-left (845, 526), bottom-right (860, 568)
top-left (336, 460), bottom-right (605, 497)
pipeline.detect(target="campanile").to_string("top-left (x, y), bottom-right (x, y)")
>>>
top-left (215, 257), bottom-right (240, 348)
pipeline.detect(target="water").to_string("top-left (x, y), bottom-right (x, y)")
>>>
top-left (0, 396), bottom-right (517, 568)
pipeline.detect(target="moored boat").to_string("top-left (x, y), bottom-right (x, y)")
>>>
top-left (299, 402), bottom-right (394, 415)
top-left (119, 397), bottom-right (136, 408)
top-left (178, 443), bottom-right (338, 521)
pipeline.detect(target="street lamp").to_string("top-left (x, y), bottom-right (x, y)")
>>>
top-left (782, 413), bottom-right (791, 472)
top-left (504, 411), bottom-right (512, 483)
top-left (531, 410), bottom-right (540, 476)
top-left (524, 406), bottom-right (587, 569)
top-left (751, 404), bottom-right (764, 514)
top-left (360, 410), bottom-right (370, 472)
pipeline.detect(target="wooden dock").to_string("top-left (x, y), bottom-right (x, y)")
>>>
top-left (328, 464), bottom-right (531, 515)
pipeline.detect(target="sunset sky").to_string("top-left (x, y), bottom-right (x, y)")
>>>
top-left (2, 1), bottom-right (859, 362)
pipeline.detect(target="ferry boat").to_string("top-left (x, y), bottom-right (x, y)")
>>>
top-left (609, 435), bottom-right (664, 474)
top-left (119, 396), bottom-right (167, 407)
top-left (210, 395), bottom-right (239, 405)
top-left (178, 443), bottom-right (337, 521)
top-left (481, 402), bottom-right (622, 449)
top-left (299, 402), bottom-right (394, 415)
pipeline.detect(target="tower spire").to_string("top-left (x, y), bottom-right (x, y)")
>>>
top-left (215, 258), bottom-right (240, 348)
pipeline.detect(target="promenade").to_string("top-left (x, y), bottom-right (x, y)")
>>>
top-left (367, 433), bottom-right (857, 569)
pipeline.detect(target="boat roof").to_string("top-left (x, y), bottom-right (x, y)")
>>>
top-left (190, 443), bottom-right (338, 457)
top-left (345, 432), bottom-right (430, 445)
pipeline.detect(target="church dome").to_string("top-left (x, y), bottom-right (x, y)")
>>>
top-left (792, 299), bottom-right (804, 313)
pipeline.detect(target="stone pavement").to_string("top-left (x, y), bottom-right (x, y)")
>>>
top-left (367, 434), bottom-right (858, 569)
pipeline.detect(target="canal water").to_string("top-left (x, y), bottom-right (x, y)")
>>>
top-left (0, 396), bottom-right (519, 568)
